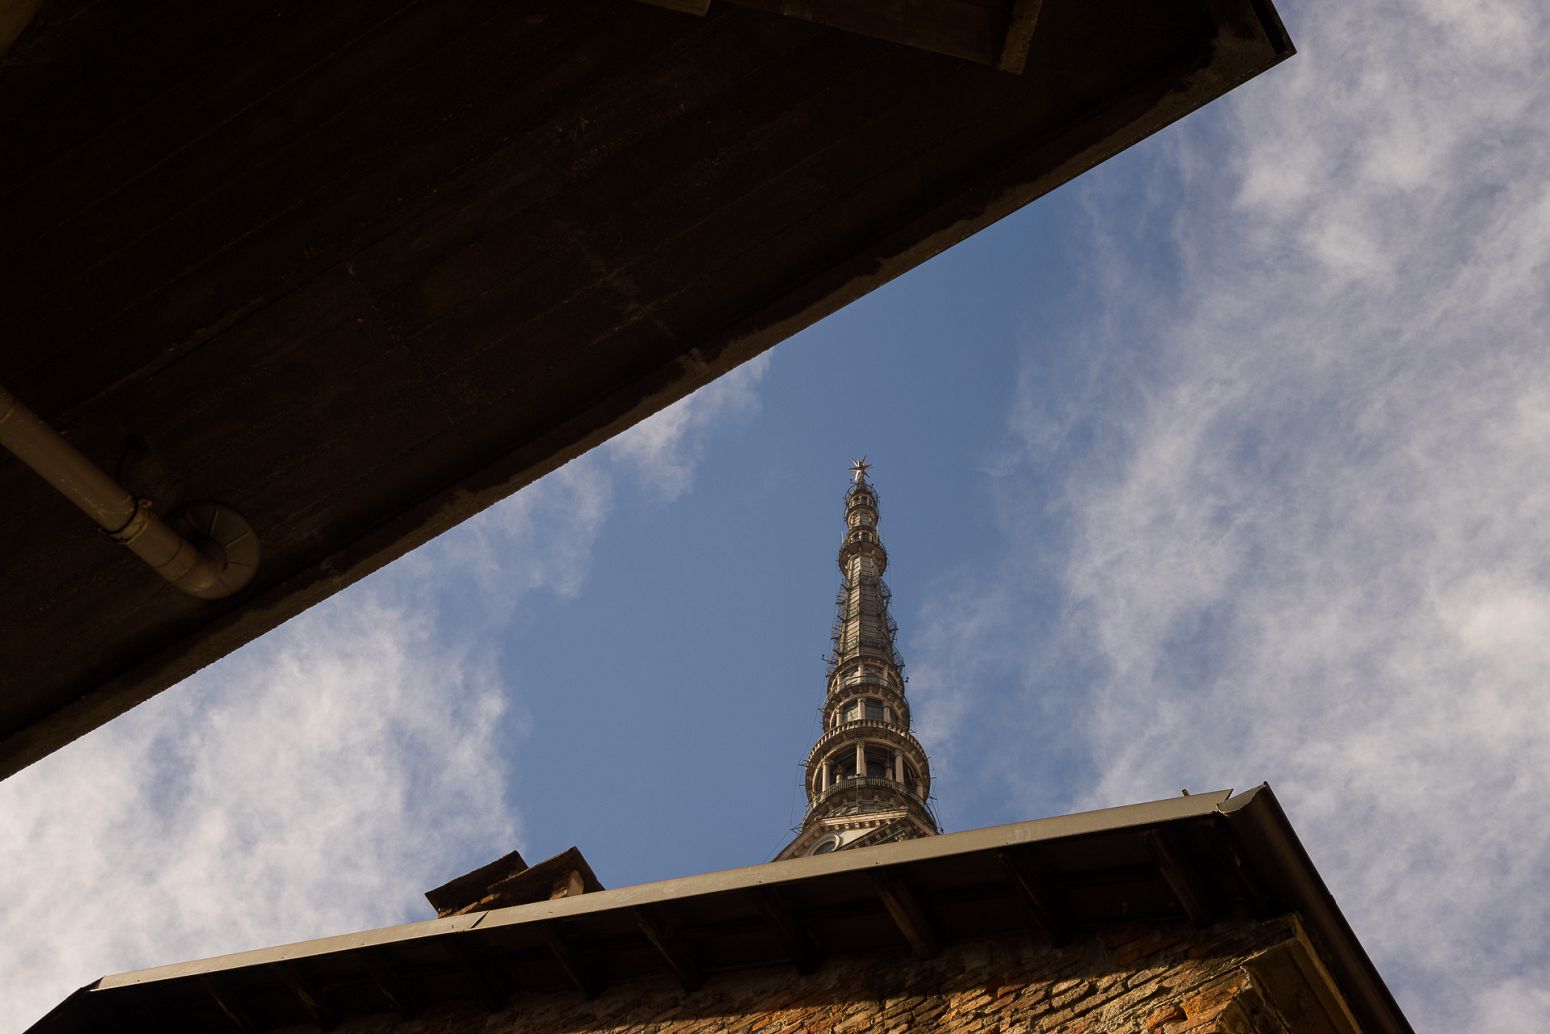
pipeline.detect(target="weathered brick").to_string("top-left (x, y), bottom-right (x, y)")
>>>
top-left (286, 917), bottom-right (1303, 1034)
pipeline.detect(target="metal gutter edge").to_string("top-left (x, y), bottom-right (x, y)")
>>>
top-left (96, 909), bottom-right (492, 989)
top-left (1218, 784), bottom-right (1414, 1034)
top-left (94, 791), bottom-right (1234, 990)
top-left (49, 786), bottom-right (1419, 1034)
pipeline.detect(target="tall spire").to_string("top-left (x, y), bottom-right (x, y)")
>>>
top-left (777, 461), bottom-right (938, 859)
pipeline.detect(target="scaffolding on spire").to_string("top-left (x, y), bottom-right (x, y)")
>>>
top-left (777, 461), bottom-right (939, 860)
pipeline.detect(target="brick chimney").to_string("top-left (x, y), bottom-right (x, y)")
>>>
top-left (425, 847), bottom-right (603, 919)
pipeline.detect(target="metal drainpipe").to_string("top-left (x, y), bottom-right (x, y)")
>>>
top-left (0, 383), bottom-right (259, 599)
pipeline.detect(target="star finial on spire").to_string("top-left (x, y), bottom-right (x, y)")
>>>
top-left (849, 456), bottom-right (872, 483)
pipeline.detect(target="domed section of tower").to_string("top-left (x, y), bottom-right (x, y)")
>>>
top-left (777, 459), bottom-right (939, 859)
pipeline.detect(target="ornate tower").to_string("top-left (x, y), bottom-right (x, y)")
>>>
top-left (778, 459), bottom-right (939, 859)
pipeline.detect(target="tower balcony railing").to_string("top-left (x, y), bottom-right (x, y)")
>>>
top-left (804, 719), bottom-right (931, 779)
top-left (807, 776), bottom-right (938, 829)
top-left (827, 665), bottom-right (903, 694)
top-left (823, 679), bottom-right (911, 729)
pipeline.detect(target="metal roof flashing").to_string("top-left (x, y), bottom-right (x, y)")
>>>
top-left (1217, 784), bottom-right (1413, 1034)
top-left (29, 787), bottom-right (1410, 1034)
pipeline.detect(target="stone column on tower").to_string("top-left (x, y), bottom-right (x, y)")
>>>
top-left (776, 459), bottom-right (939, 860)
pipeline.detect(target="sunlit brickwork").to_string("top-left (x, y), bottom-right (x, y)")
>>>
top-left (316, 918), bottom-right (1310, 1034)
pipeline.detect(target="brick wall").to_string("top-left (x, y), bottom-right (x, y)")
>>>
top-left (307, 917), bottom-right (1312, 1034)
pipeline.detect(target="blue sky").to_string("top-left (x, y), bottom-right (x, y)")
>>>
top-left (6, 0), bottom-right (1550, 1029)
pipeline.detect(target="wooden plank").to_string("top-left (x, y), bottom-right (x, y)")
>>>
top-left (0, 0), bottom-right (1291, 780)
top-left (358, 12), bottom-right (830, 341)
top-left (200, 976), bottom-right (257, 1034)
top-left (268, 962), bottom-right (339, 1030)
top-left (748, 887), bottom-right (823, 974)
top-left (4, 0), bottom-right (537, 366)
top-left (997, 0), bottom-right (1044, 73)
top-left (1216, 827), bottom-right (1277, 920)
top-left (354, 950), bottom-right (420, 1020)
top-left (633, 906), bottom-right (705, 991)
top-left (78, 990), bottom-right (134, 1034)
top-left (409, 33), bottom-right (917, 406)
top-left (634, 0), bottom-right (712, 13)
top-left (128, 984), bottom-right (187, 1033)
top-left (0, 0), bottom-right (425, 257)
top-left (1245, 940), bottom-right (1351, 1034)
top-left (6, 1), bottom-right (729, 414)
top-left (0, 1), bottom-right (257, 202)
top-left (1146, 829), bottom-right (1215, 926)
top-left (727, 0), bottom-right (1003, 65)
top-left (439, 937), bottom-right (510, 1012)
top-left (542, 925), bottom-right (606, 999)
top-left (870, 869), bottom-right (939, 959)
top-left (995, 849), bottom-right (1072, 945)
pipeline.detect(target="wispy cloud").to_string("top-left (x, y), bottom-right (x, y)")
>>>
top-left (606, 354), bottom-right (771, 501)
top-left (918, 0), bottom-right (1550, 1027)
top-left (0, 362), bottom-right (770, 1032)
top-left (0, 583), bottom-right (518, 1032)
top-left (400, 457), bottom-right (616, 620)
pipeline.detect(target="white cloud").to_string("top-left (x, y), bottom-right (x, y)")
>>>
top-left (908, 581), bottom-right (1010, 751)
top-left (606, 354), bottom-right (771, 501)
top-left (1475, 974), bottom-right (1550, 1030)
top-left (0, 584), bottom-right (518, 1033)
top-left (401, 455), bottom-right (615, 618)
top-left (0, 364), bottom-right (770, 1032)
top-left (921, 0), bottom-right (1550, 1028)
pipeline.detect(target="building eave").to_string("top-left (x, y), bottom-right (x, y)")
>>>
top-left (27, 785), bottom-right (1411, 1034)
top-left (1, 0), bottom-right (1293, 779)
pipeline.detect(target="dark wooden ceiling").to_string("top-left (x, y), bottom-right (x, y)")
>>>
top-left (0, 0), bottom-right (1291, 778)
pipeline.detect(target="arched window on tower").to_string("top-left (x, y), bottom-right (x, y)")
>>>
top-left (827, 748), bottom-right (857, 782)
top-left (842, 698), bottom-right (885, 723)
top-left (865, 746), bottom-right (890, 780)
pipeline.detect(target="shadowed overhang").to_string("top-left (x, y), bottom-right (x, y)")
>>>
top-left (25, 786), bottom-right (1410, 1034)
top-left (0, 0), bottom-right (1292, 778)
